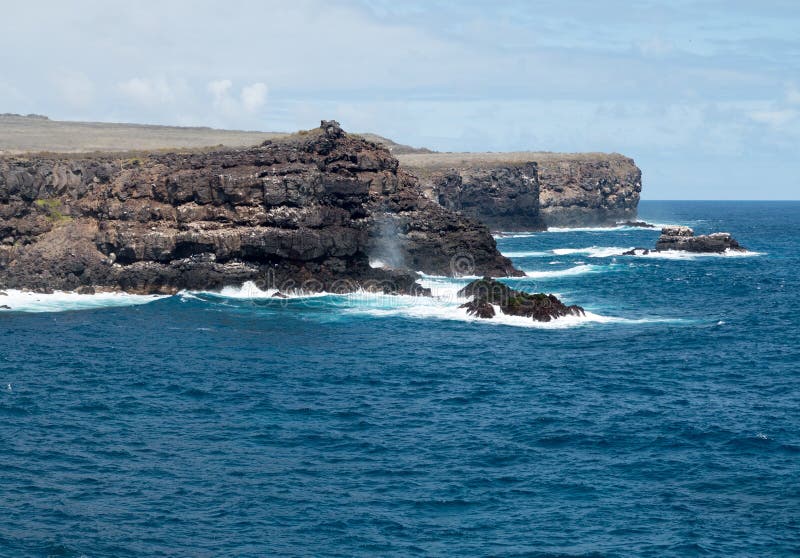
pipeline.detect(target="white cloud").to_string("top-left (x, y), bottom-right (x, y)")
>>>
top-left (241, 82), bottom-right (268, 112)
top-left (208, 79), bottom-right (233, 107)
top-left (53, 71), bottom-right (94, 108)
top-left (118, 77), bottom-right (175, 106)
top-left (207, 80), bottom-right (268, 116)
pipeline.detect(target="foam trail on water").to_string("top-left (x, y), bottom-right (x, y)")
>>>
top-left (188, 281), bottom-right (329, 300)
top-left (550, 247), bottom-right (631, 258)
top-left (0, 290), bottom-right (166, 313)
top-left (522, 264), bottom-right (613, 279)
top-left (502, 251), bottom-right (552, 258)
top-left (636, 249), bottom-right (764, 260)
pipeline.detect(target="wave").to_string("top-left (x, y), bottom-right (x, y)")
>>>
top-left (505, 246), bottom-right (764, 261)
top-left (494, 223), bottom-right (674, 237)
top-left (550, 247), bottom-right (631, 258)
top-left (0, 290), bottom-right (166, 313)
top-left (501, 251), bottom-right (552, 258)
top-left (522, 264), bottom-right (614, 279)
top-left (635, 249), bottom-right (764, 260)
top-left (346, 302), bottom-right (687, 330)
top-left (188, 281), bottom-right (330, 300)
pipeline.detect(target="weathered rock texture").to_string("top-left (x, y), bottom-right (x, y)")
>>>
top-left (0, 122), bottom-right (518, 294)
top-left (399, 152), bottom-right (641, 229)
top-left (655, 226), bottom-right (744, 253)
top-left (536, 154), bottom-right (642, 227)
top-left (458, 277), bottom-right (585, 322)
top-left (417, 163), bottom-right (543, 232)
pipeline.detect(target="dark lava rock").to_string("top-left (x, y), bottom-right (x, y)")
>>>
top-left (459, 298), bottom-right (496, 319)
top-left (0, 304), bottom-right (10, 309)
top-left (622, 247), bottom-right (650, 256)
top-left (457, 277), bottom-right (585, 322)
top-left (0, 121), bottom-right (520, 295)
top-left (76, 285), bottom-right (95, 295)
top-left (655, 226), bottom-right (745, 253)
top-left (618, 220), bottom-right (655, 228)
top-left (271, 292), bottom-right (289, 299)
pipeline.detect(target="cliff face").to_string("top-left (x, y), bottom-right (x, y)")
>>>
top-left (537, 155), bottom-right (642, 227)
top-left (0, 122), bottom-right (517, 294)
top-left (421, 164), bottom-right (544, 232)
top-left (398, 152), bottom-right (641, 230)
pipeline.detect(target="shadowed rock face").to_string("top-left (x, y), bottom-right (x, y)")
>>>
top-left (424, 163), bottom-right (544, 232)
top-left (537, 155), bottom-right (642, 227)
top-left (0, 121), bottom-right (518, 293)
top-left (655, 226), bottom-right (744, 253)
top-left (400, 152), bottom-right (642, 230)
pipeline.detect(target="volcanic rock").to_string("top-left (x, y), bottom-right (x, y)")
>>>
top-left (655, 226), bottom-right (745, 253)
top-left (458, 277), bottom-right (585, 322)
top-left (0, 121), bottom-right (519, 294)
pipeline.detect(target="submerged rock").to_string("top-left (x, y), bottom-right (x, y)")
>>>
top-left (622, 248), bottom-right (650, 256)
top-left (617, 220), bottom-right (655, 229)
top-left (655, 226), bottom-right (745, 253)
top-left (458, 277), bottom-right (585, 322)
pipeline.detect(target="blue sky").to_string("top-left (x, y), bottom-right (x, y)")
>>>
top-left (1, 0), bottom-right (798, 199)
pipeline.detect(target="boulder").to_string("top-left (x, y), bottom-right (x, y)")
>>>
top-left (458, 277), bottom-right (585, 322)
top-left (655, 227), bottom-right (745, 253)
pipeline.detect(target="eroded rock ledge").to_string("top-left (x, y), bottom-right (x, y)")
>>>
top-left (0, 121), bottom-right (518, 294)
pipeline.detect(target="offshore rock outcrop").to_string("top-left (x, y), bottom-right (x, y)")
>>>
top-left (537, 155), bottom-right (642, 227)
top-left (458, 277), bottom-right (585, 322)
top-left (655, 226), bottom-right (744, 253)
top-left (0, 121), bottom-right (518, 294)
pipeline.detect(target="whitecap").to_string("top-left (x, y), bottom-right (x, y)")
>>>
top-left (522, 264), bottom-right (613, 279)
top-left (501, 251), bottom-right (551, 258)
top-left (0, 290), bottom-right (166, 313)
top-left (550, 246), bottom-right (631, 258)
top-left (635, 249), bottom-right (764, 260)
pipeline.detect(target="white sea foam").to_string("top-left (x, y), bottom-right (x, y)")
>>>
top-left (189, 280), bottom-right (329, 299)
top-left (0, 290), bottom-right (165, 313)
top-left (550, 247), bottom-right (631, 258)
top-left (522, 264), bottom-right (613, 279)
top-left (636, 249), bottom-right (764, 260)
top-left (501, 251), bottom-right (551, 258)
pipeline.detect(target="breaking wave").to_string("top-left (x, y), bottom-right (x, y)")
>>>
top-left (522, 264), bottom-right (615, 279)
top-left (0, 290), bottom-right (165, 313)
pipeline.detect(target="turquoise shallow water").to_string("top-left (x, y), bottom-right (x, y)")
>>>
top-left (1, 201), bottom-right (798, 557)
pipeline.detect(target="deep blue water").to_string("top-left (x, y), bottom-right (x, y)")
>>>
top-left (1, 201), bottom-right (799, 557)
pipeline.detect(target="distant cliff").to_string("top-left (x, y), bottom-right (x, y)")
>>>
top-left (0, 122), bottom-right (518, 294)
top-left (536, 153), bottom-right (642, 227)
top-left (399, 152), bottom-right (641, 230)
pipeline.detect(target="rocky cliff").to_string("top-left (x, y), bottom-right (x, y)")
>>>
top-left (399, 152), bottom-right (641, 229)
top-left (0, 122), bottom-right (517, 294)
top-left (536, 154), bottom-right (642, 227)
top-left (399, 158), bottom-right (545, 232)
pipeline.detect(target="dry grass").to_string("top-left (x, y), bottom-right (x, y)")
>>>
top-left (0, 115), bottom-right (287, 155)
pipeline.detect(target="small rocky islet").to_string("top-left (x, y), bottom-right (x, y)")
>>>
top-left (458, 277), bottom-right (585, 322)
top-left (622, 226), bottom-right (746, 256)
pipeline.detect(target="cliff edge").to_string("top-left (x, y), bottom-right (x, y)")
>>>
top-left (0, 122), bottom-right (517, 294)
top-left (399, 152), bottom-right (641, 229)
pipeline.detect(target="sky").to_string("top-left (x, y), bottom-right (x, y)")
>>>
top-left (1, 0), bottom-right (798, 199)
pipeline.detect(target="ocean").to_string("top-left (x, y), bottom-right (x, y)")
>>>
top-left (1, 201), bottom-right (798, 557)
